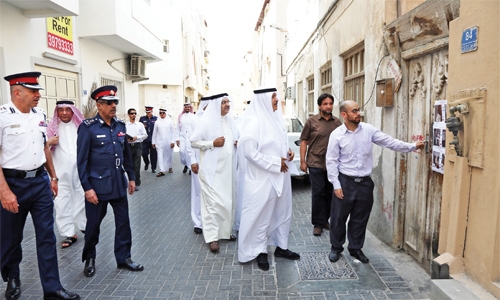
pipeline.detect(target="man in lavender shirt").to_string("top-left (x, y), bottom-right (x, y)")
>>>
top-left (325, 100), bottom-right (424, 263)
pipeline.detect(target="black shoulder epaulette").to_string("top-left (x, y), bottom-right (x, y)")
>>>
top-left (83, 118), bottom-right (98, 127)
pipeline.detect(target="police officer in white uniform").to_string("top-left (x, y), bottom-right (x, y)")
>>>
top-left (0, 72), bottom-right (80, 300)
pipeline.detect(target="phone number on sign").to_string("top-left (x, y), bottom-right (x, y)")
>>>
top-left (47, 33), bottom-right (73, 55)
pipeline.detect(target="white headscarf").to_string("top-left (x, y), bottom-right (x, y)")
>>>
top-left (238, 88), bottom-right (289, 196)
top-left (190, 93), bottom-right (238, 187)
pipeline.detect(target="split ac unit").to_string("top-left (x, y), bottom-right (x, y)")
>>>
top-left (129, 55), bottom-right (146, 77)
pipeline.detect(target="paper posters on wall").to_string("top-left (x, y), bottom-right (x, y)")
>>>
top-left (432, 100), bottom-right (447, 174)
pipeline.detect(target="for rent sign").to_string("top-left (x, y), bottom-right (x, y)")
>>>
top-left (46, 17), bottom-right (73, 55)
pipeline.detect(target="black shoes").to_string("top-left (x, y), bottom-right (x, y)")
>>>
top-left (43, 288), bottom-right (80, 300)
top-left (274, 247), bottom-right (300, 260)
top-left (193, 227), bottom-right (202, 234)
top-left (256, 253), bottom-right (269, 271)
top-left (183, 166), bottom-right (188, 173)
top-left (350, 249), bottom-right (369, 263)
top-left (328, 250), bottom-right (342, 262)
top-left (144, 164), bottom-right (148, 171)
top-left (83, 258), bottom-right (96, 277)
top-left (151, 169), bottom-right (156, 173)
top-left (5, 278), bottom-right (20, 300)
top-left (117, 258), bottom-right (144, 271)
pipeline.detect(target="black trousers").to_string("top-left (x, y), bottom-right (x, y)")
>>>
top-left (330, 173), bottom-right (374, 252)
top-left (141, 141), bottom-right (157, 170)
top-left (82, 196), bottom-right (132, 264)
top-left (309, 167), bottom-right (332, 227)
top-left (0, 172), bottom-right (63, 293)
top-left (129, 143), bottom-right (142, 186)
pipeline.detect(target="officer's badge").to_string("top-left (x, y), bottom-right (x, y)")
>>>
top-left (110, 90), bottom-right (115, 96)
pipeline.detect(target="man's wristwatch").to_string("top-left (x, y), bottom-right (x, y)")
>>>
top-left (51, 177), bottom-right (59, 181)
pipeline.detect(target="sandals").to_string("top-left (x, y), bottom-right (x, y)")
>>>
top-left (168, 168), bottom-right (173, 173)
top-left (156, 172), bottom-right (165, 177)
top-left (62, 236), bottom-right (77, 248)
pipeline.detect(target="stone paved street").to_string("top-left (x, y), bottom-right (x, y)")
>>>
top-left (13, 152), bottom-right (431, 299)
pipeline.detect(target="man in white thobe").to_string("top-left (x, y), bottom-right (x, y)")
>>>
top-left (186, 97), bottom-right (211, 235)
top-left (177, 104), bottom-right (195, 174)
top-left (237, 88), bottom-right (300, 271)
top-left (152, 108), bottom-right (176, 177)
top-left (190, 93), bottom-right (238, 252)
top-left (46, 100), bottom-right (86, 248)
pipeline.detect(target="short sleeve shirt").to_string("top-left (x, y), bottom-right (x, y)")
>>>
top-left (300, 113), bottom-right (341, 169)
top-left (0, 103), bottom-right (47, 170)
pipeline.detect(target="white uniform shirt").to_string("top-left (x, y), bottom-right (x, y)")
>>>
top-left (126, 121), bottom-right (148, 144)
top-left (0, 102), bottom-right (47, 170)
top-left (326, 122), bottom-right (417, 190)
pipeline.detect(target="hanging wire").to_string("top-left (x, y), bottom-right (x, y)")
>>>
top-left (362, 54), bottom-right (390, 109)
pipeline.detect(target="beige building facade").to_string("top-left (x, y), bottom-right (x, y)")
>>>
top-left (435, 0), bottom-right (500, 298)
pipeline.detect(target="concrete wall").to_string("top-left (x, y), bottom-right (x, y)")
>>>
top-left (438, 0), bottom-right (500, 297)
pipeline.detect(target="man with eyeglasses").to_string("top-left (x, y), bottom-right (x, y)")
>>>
top-left (190, 94), bottom-right (238, 253)
top-left (125, 108), bottom-right (147, 191)
top-left (152, 108), bottom-right (176, 176)
top-left (325, 100), bottom-right (425, 264)
top-left (139, 106), bottom-right (158, 173)
top-left (77, 85), bottom-right (144, 278)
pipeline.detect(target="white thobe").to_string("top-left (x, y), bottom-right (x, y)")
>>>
top-left (186, 117), bottom-right (202, 229)
top-left (237, 138), bottom-right (292, 263)
top-left (191, 117), bottom-right (236, 243)
top-left (152, 117), bottom-right (176, 172)
top-left (52, 121), bottom-right (86, 237)
top-left (178, 113), bottom-right (195, 166)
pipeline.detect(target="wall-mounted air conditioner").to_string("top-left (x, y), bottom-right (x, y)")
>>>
top-left (129, 55), bottom-right (146, 77)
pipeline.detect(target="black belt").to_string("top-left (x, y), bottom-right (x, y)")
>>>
top-left (129, 142), bottom-right (141, 146)
top-left (340, 172), bottom-right (370, 183)
top-left (3, 165), bottom-right (45, 179)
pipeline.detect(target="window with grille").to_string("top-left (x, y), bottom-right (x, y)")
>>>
top-left (343, 44), bottom-right (365, 109)
top-left (307, 76), bottom-right (315, 116)
top-left (297, 81), bottom-right (305, 122)
top-left (321, 63), bottom-right (332, 95)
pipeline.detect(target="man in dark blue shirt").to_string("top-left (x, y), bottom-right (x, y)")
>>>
top-left (77, 85), bottom-right (144, 278)
top-left (139, 106), bottom-right (157, 173)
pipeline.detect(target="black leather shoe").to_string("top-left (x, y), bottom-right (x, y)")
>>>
top-left (349, 249), bottom-right (369, 263)
top-left (43, 288), bottom-right (80, 300)
top-left (5, 278), bottom-right (20, 300)
top-left (151, 169), bottom-right (156, 173)
top-left (274, 247), bottom-right (300, 260)
top-left (256, 253), bottom-right (269, 271)
top-left (144, 164), bottom-right (148, 171)
top-left (117, 258), bottom-right (144, 271)
top-left (193, 227), bottom-right (202, 234)
top-left (83, 258), bottom-right (96, 277)
top-left (328, 251), bottom-right (342, 262)
top-left (183, 166), bottom-right (188, 173)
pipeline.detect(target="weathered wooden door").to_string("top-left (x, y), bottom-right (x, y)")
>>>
top-left (403, 50), bottom-right (447, 269)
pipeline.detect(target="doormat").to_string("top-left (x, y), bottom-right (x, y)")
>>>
top-left (297, 252), bottom-right (358, 280)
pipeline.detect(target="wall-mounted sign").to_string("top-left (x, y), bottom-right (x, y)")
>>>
top-left (461, 26), bottom-right (478, 53)
top-left (46, 17), bottom-right (73, 55)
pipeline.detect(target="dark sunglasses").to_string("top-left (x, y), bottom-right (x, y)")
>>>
top-left (129, 112), bottom-right (137, 115)
top-left (159, 112), bottom-right (166, 114)
top-left (98, 99), bottom-right (119, 105)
